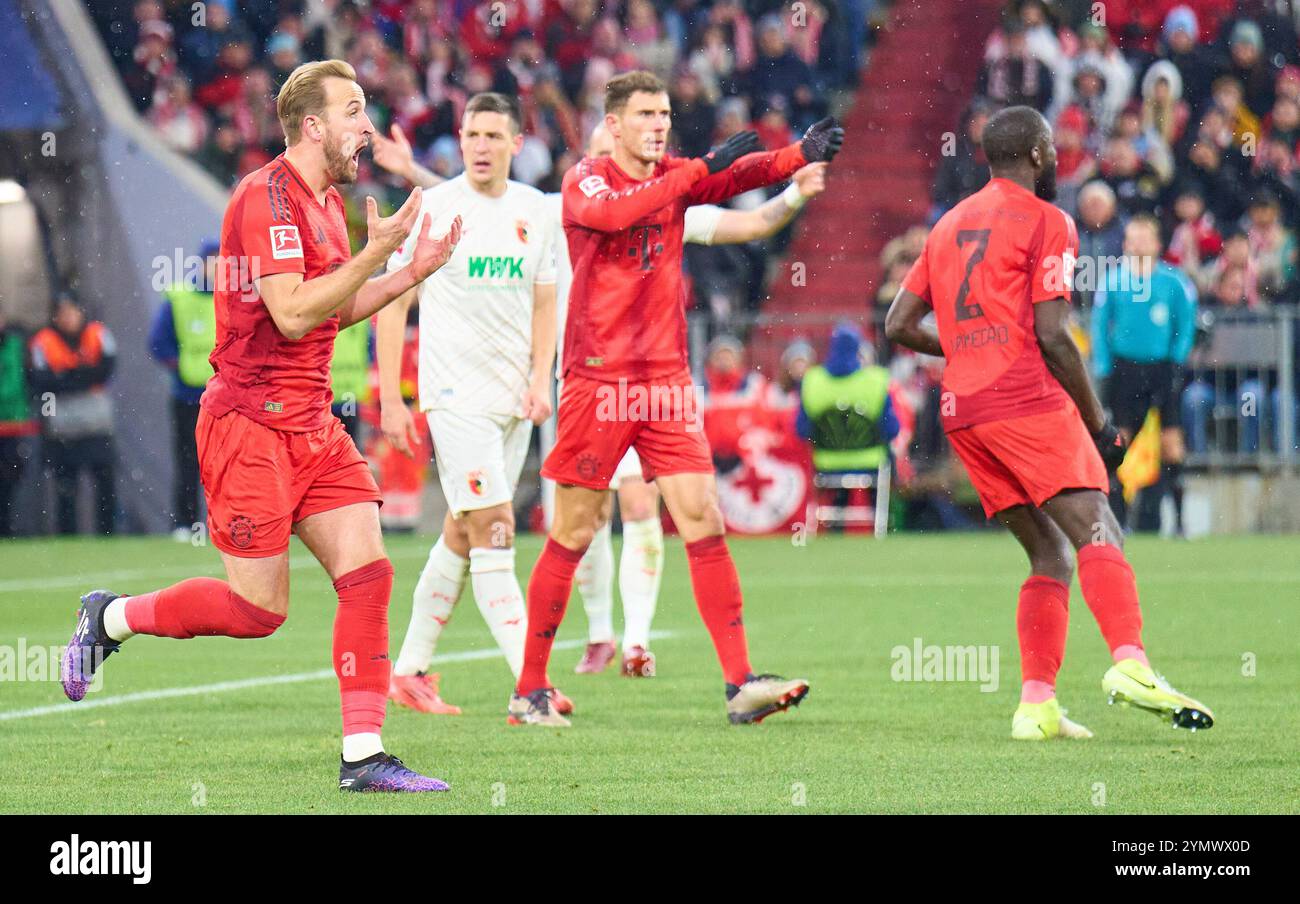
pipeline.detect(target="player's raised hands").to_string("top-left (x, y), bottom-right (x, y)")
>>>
top-left (381, 399), bottom-right (422, 458)
top-left (801, 117), bottom-right (844, 163)
top-left (367, 188), bottom-right (422, 256)
top-left (701, 130), bottom-right (761, 174)
top-left (371, 123), bottom-right (414, 180)
top-left (793, 161), bottom-right (829, 198)
top-left (407, 213), bottom-right (462, 282)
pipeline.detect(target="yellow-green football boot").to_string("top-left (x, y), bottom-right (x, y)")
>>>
top-left (1011, 698), bottom-right (1094, 740)
top-left (1102, 658), bottom-right (1214, 730)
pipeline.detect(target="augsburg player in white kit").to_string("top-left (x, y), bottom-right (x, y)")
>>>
top-left (543, 125), bottom-right (831, 678)
top-left (378, 93), bottom-right (572, 715)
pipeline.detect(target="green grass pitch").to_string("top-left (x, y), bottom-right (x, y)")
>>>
top-left (0, 532), bottom-right (1296, 814)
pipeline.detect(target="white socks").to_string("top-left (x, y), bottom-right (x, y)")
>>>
top-left (469, 547), bottom-right (527, 678)
top-left (574, 517), bottom-right (664, 649)
top-left (393, 536), bottom-right (467, 676)
top-left (620, 517), bottom-right (663, 651)
top-left (342, 732), bottom-right (384, 763)
top-left (576, 521), bottom-right (616, 644)
top-left (102, 597), bottom-right (135, 642)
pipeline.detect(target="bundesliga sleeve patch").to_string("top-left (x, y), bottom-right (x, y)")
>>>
top-left (578, 175), bottom-right (610, 198)
top-left (269, 224), bottom-right (304, 260)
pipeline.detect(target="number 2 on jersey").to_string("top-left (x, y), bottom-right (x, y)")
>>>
top-left (954, 229), bottom-right (990, 322)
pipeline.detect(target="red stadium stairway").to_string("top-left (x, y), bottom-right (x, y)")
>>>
top-left (752, 0), bottom-right (1004, 368)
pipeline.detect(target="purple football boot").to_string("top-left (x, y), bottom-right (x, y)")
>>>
top-left (339, 753), bottom-right (450, 793)
top-left (61, 590), bottom-right (123, 701)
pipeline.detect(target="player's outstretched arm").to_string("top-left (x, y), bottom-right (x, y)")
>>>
top-left (341, 212), bottom-right (462, 329)
top-left (564, 159), bottom-right (709, 233)
top-left (258, 189), bottom-right (424, 340)
top-left (374, 286), bottom-right (422, 456)
top-left (885, 287), bottom-right (944, 358)
top-left (688, 118), bottom-right (843, 206)
top-left (709, 162), bottom-right (828, 244)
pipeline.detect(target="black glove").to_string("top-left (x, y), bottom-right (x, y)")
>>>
top-left (801, 116), bottom-right (844, 163)
top-left (1092, 421), bottom-right (1128, 472)
top-left (701, 130), bottom-right (761, 174)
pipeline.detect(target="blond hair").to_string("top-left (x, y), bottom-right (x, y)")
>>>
top-left (276, 59), bottom-right (357, 145)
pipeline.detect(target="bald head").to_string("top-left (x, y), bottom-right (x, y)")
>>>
top-left (980, 105), bottom-right (1057, 201)
top-left (586, 123), bottom-right (615, 158)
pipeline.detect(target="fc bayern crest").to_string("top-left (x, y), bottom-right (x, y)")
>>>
top-left (576, 454), bottom-right (600, 480)
top-left (228, 516), bottom-right (256, 549)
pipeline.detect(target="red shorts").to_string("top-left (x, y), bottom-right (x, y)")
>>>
top-left (947, 404), bottom-right (1108, 518)
top-left (542, 372), bottom-right (713, 489)
top-left (197, 408), bottom-right (380, 557)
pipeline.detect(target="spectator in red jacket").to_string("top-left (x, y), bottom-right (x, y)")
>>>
top-left (194, 36), bottom-right (253, 112)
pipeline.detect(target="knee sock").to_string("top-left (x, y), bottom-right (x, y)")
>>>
top-left (469, 547), bottom-right (528, 678)
top-left (517, 538), bottom-right (586, 695)
top-left (684, 535), bottom-right (752, 686)
top-left (1077, 544), bottom-right (1147, 666)
top-left (620, 517), bottom-right (664, 651)
top-left (333, 559), bottom-right (394, 761)
top-left (576, 521), bottom-right (615, 644)
top-left (393, 536), bottom-right (467, 676)
top-left (110, 578), bottom-right (284, 640)
top-left (1016, 576), bottom-right (1069, 703)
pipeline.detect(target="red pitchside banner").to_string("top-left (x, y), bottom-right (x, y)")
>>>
top-left (665, 375), bottom-right (812, 536)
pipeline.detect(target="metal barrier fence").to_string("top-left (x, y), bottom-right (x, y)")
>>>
top-left (688, 306), bottom-right (1299, 474)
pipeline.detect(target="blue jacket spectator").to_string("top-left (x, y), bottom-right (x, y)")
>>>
top-left (1091, 259), bottom-right (1198, 378)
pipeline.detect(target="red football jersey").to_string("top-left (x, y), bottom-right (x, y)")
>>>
top-left (561, 145), bottom-right (804, 382)
top-left (902, 177), bottom-right (1077, 431)
top-left (203, 154), bottom-right (352, 432)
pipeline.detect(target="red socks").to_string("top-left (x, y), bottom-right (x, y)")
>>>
top-left (685, 535), bottom-right (752, 686)
top-left (125, 578), bottom-right (284, 639)
top-left (1078, 544), bottom-right (1144, 657)
top-left (332, 559), bottom-right (394, 738)
top-left (517, 538), bottom-right (586, 695)
top-left (1016, 576), bottom-right (1069, 691)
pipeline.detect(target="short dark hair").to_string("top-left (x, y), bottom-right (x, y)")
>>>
top-left (463, 92), bottom-right (521, 134)
top-left (605, 70), bottom-right (667, 115)
top-left (981, 105), bottom-right (1050, 169)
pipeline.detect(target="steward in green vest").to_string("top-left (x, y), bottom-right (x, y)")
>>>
top-left (149, 240), bottom-right (219, 533)
top-left (331, 318), bottom-right (372, 446)
top-left (797, 323), bottom-right (899, 471)
top-left (0, 313), bottom-right (35, 537)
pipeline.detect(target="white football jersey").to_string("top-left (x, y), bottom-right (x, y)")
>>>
top-left (389, 176), bottom-right (557, 415)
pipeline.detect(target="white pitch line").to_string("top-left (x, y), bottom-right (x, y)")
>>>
top-left (0, 630), bottom-right (673, 723)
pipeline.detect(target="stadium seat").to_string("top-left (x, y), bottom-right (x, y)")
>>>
top-left (805, 459), bottom-right (891, 539)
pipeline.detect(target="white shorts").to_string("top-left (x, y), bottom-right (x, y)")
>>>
top-left (426, 409), bottom-right (532, 516)
top-left (610, 447), bottom-right (644, 490)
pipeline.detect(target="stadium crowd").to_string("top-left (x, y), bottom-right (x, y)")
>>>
top-left (14, 1), bottom-right (1295, 540)
top-left (90, 0), bottom-right (873, 328)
